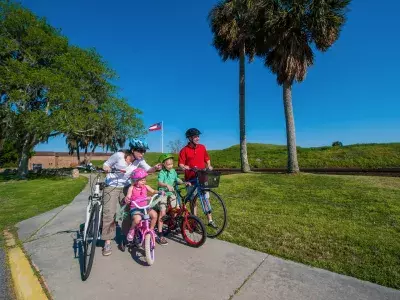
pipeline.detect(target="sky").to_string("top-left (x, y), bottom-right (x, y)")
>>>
top-left (18, 0), bottom-right (400, 152)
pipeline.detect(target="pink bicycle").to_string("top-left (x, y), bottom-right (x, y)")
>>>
top-left (127, 193), bottom-right (161, 266)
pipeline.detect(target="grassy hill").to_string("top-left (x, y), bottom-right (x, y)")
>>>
top-left (92, 143), bottom-right (400, 169)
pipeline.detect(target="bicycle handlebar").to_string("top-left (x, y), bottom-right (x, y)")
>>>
top-left (130, 193), bottom-right (163, 210)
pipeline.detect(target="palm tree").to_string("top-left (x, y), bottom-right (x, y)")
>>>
top-left (259, 0), bottom-right (350, 173)
top-left (209, 0), bottom-right (264, 173)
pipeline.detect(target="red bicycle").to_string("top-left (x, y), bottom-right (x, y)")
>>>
top-left (161, 186), bottom-right (207, 247)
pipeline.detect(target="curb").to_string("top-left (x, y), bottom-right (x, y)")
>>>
top-left (3, 230), bottom-right (49, 300)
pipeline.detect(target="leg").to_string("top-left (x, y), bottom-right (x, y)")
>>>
top-left (157, 195), bottom-right (168, 233)
top-left (156, 196), bottom-right (168, 245)
top-left (121, 185), bottom-right (131, 236)
top-left (101, 187), bottom-right (123, 255)
top-left (149, 210), bottom-right (157, 230)
top-left (127, 213), bottom-right (142, 242)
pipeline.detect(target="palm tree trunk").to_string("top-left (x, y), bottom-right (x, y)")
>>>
top-left (283, 82), bottom-right (299, 173)
top-left (239, 43), bottom-right (251, 173)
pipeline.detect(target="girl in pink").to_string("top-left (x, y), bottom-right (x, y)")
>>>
top-left (125, 168), bottom-right (159, 242)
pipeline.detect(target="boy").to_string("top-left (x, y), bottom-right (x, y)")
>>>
top-left (156, 153), bottom-right (190, 245)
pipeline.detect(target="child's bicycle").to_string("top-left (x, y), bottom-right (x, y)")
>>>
top-left (161, 186), bottom-right (207, 247)
top-left (127, 194), bottom-right (162, 266)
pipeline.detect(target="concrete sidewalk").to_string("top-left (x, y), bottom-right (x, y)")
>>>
top-left (17, 185), bottom-right (400, 300)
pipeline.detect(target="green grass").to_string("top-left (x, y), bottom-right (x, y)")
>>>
top-left (140, 143), bottom-right (400, 169)
top-left (0, 175), bottom-right (87, 231)
top-left (207, 173), bottom-right (400, 289)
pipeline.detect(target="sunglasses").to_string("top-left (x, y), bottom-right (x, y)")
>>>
top-left (133, 149), bottom-right (146, 154)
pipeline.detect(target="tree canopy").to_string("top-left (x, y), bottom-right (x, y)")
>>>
top-left (0, 0), bottom-right (145, 175)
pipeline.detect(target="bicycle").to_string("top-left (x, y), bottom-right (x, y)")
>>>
top-left (161, 186), bottom-right (207, 247)
top-left (80, 169), bottom-right (122, 281)
top-left (180, 168), bottom-right (227, 238)
top-left (127, 194), bottom-right (162, 266)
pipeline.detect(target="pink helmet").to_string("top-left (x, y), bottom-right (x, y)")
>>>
top-left (130, 168), bottom-right (148, 181)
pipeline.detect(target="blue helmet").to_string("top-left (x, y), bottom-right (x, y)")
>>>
top-left (129, 139), bottom-right (149, 152)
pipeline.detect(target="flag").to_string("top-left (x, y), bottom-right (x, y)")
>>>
top-left (148, 122), bottom-right (162, 131)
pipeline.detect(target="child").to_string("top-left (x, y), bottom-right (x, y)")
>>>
top-left (125, 168), bottom-right (159, 243)
top-left (156, 153), bottom-right (190, 245)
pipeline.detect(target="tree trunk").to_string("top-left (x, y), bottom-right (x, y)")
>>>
top-left (283, 82), bottom-right (299, 173)
top-left (76, 145), bottom-right (80, 164)
top-left (239, 43), bottom-right (251, 173)
top-left (83, 145), bottom-right (88, 165)
top-left (17, 134), bottom-right (31, 178)
top-left (88, 144), bottom-right (97, 163)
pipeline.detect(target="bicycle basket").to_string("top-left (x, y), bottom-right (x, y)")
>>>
top-left (197, 170), bottom-right (221, 188)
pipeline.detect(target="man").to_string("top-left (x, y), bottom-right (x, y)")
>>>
top-left (178, 128), bottom-right (217, 229)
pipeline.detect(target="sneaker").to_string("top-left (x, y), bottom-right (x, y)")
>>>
top-left (102, 243), bottom-right (112, 256)
top-left (127, 229), bottom-right (135, 242)
top-left (157, 236), bottom-right (168, 246)
top-left (208, 220), bottom-right (218, 229)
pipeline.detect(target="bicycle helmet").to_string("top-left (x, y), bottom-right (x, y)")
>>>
top-left (129, 138), bottom-right (149, 152)
top-left (185, 128), bottom-right (201, 138)
top-left (158, 153), bottom-right (174, 163)
top-left (130, 168), bottom-right (148, 181)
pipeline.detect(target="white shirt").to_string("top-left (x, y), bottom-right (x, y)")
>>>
top-left (103, 152), bottom-right (151, 187)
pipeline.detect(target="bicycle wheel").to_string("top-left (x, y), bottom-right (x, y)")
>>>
top-left (144, 233), bottom-right (155, 266)
top-left (191, 190), bottom-right (227, 238)
top-left (181, 215), bottom-right (206, 247)
top-left (81, 203), bottom-right (100, 281)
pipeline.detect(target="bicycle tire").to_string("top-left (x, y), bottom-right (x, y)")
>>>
top-left (144, 233), bottom-right (155, 266)
top-left (81, 203), bottom-right (100, 281)
top-left (181, 215), bottom-right (207, 247)
top-left (191, 190), bottom-right (227, 238)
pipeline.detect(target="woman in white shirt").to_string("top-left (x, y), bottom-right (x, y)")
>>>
top-left (101, 139), bottom-right (161, 256)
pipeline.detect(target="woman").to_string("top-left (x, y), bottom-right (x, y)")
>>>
top-left (101, 139), bottom-right (161, 256)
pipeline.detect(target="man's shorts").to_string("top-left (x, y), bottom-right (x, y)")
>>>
top-left (154, 194), bottom-right (177, 212)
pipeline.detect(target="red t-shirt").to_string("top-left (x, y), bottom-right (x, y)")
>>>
top-left (178, 143), bottom-right (210, 180)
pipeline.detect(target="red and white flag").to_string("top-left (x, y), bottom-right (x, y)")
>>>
top-left (148, 122), bottom-right (162, 131)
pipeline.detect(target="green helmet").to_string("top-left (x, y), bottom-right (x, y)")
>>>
top-left (158, 153), bottom-right (174, 163)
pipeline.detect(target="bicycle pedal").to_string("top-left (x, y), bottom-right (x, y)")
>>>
top-left (161, 215), bottom-right (171, 222)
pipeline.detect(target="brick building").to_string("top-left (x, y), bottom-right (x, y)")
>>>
top-left (28, 152), bottom-right (111, 169)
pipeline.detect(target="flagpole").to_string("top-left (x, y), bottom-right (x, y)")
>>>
top-left (161, 120), bottom-right (164, 153)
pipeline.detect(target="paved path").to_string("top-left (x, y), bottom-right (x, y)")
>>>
top-left (0, 247), bottom-right (13, 300)
top-left (17, 184), bottom-right (400, 300)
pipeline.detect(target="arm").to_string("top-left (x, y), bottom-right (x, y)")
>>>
top-left (157, 171), bottom-right (173, 191)
top-left (124, 186), bottom-right (133, 204)
top-left (204, 147), bottom-right (212, 170)
top-left (178, 148), bottom-right (189, 170)
top-left (103, 153), bottom-right (119, 172)
top-left (145, 185), bottom-right (158, 195)
top-left (139, 159), bottom-right (161, 173)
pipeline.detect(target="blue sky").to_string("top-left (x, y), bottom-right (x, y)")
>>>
top-left (19, 0), bottom-right (400, 152)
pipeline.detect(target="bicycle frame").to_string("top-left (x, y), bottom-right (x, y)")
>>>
top-left (129, 195), bottom-right (160, 247)
top-left (183, 176), bottom-right (212, 215)
top-left (83, 175), bottom-right (104, 242)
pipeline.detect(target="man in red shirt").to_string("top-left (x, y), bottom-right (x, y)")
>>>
top-left (178, 128), bottom-right (217, 229)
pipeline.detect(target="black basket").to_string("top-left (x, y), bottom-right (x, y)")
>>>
top-left (197, 170), bottom-right (221, 188)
